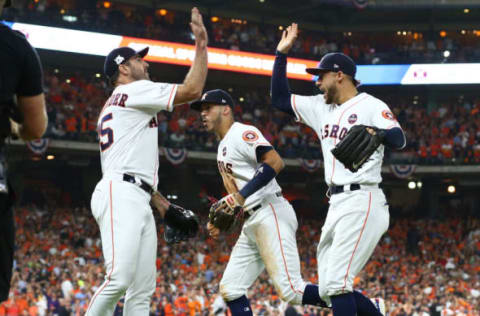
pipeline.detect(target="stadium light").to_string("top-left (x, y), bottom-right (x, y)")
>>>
top-left (408, 181), bottom-right (416, 189)
top-left (211, 16), bottom-right (219, 23)
top-left (447, 185), bottom-right (456, 194)
top-left (159, 9), bottom-right (167, 16)
top-left (95, 73), bottom-right (101, 78)
top-left (440, 31), bottom-right (447, 37)
top-left (464, 8), bottom-right (470, 14)
top-left (66, 79), bottom-right (71, 84)
top-left (443, 50), bottom-right (450, 58)
top-left (416, 181), bottom-right (422, 189)
top-left (47, 155), bottom-right (55, 160)
top-left (103, 1), bottom-right (111, 9)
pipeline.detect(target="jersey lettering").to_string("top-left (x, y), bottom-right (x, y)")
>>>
top-left (217, 160), bottom-right (233, 175)
top-left (99, 113), bottom-right (114, 151)
top-left (106, 93), bottom-right (128, 108)
top-left (323, 124), bottom-right (350, 140)
top-left (323, 124), bottom-right (329, 139)
top-left (330, 125), bottom-right (339, 138)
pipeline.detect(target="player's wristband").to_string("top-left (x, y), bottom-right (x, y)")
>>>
top-left (239, 163), bottom-right (277, 199)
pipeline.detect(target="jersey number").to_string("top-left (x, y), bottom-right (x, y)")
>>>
top-left (99, 113), bottom-right (114, 151)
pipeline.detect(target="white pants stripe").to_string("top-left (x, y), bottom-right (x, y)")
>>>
top-left (317, 188), bottom-right (389, 306)
top-left (86, 179), bottom-right (157, 316)
top-left (219, 195), bottom-right (307, 305)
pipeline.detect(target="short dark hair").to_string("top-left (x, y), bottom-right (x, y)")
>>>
top-left (108, 59), bottom-right (132, 87)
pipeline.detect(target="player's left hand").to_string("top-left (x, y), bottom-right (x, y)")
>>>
top-left (331, 125), bottom-right (385, 173)
top-left (150, 191), bottom-right (170, 218)
top-left (190, 7), bottom-right (208, 47)
top-left (208, 193), bottom-right (243, 232)
top-left (276, 23), bottom-right (298, 54)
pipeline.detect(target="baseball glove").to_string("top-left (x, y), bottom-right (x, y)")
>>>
top-left (164, 204), bottom-right (199, 244)
top-left (331, 125), bottom-right (385, 173)
top-left (208, 194), bottom-right (243, 232)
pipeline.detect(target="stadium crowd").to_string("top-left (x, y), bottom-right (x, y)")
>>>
top-left (0, 200), bottom-right (478, 316)
top-left (3, 0), bottom-right (480, 64)
top-left (41, 69), bottom-right (480, 165)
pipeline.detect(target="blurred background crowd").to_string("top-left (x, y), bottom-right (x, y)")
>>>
top-left (3, 0), bottom-right (480, 65)
top-left (0, 201), bottom-right (478, 316)
top-left (40, 68), bottom-right (480, 164)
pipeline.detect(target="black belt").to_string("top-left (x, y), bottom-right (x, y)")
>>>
top-left (123, 174), bottom-right (154, 195)
top-left (245, 191), bottom-right (283, 217)
top-left (329, 184), bottom-right (361, 195)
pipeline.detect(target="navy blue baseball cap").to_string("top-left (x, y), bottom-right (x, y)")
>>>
top-left (190, 89), bottom-right (235, 111)
top-left (104, 46), bottom-right (149, 78)
top-left (306, 52), bottom-right (359, 85)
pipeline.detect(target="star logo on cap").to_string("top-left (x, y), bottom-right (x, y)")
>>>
top-left (222, 99), bottom-right (226, 103)
top-left (201, 93), bottom-right (208, 100)
top-left (333, 64), bottom-right (339, 68)
top-left (114, 55), bottom-right (125, 65)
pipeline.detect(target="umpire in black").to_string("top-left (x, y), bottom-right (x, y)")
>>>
top-left (0, 0), bottom-right (47, 302)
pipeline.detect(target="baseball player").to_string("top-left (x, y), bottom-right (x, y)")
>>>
top-left (191, 89), bottom-right (327, 316)
top-left (86, 8), bottom-right (208, 316)
top-left (271, 24), bottom-right (406, 316)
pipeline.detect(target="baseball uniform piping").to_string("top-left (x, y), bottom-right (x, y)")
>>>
top-left (270, 203), bottom-right (304, 295)
top-left (341, 192), bottom-right (372, 293)
top-left (330, 94), bottom-right (369, 184)
top-left (166, 84), bottom-right (177, 111)
top-left (86, 181), bottom-right (116, 314)
top-left (291, 95), bottom-right (303, 123)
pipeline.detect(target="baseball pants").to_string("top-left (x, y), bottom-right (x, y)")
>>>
top-left (86, 178), bottom-right (157, 316)
top-left (317, 186), bottom-right (389, 306)
top-left (220, 193), bottom-right (307, 305)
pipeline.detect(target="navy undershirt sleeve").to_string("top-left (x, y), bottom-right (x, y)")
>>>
top-left (383, 127), bottom-right (406, 149)
top-left (271, 51), bottom-right (294, 116)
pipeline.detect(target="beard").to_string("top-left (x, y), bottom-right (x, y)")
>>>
top-left (131, 67), bottom-right (149, 81)
top-left (323, 84), bottom-right (338, 105)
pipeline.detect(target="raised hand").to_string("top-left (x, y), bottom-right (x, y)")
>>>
top-left (190, 7), bottom-right (208, 47)
top-left (276, 23), bottom-right (298, 54)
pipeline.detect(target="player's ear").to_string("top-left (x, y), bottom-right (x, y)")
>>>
top-left (118, 64), bottom-right (130, 77)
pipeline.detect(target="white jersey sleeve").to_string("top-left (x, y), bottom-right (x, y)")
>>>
top-left (237, 126), bottom-right (273, 162)
top-left (290, 94), bottom-right (326, 130)
top-left (369, 98), bottom-right (401, 130)
top-left (115, 80), bottom-right (177, 114)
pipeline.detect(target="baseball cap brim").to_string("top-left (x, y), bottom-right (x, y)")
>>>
top-left (305, 67), bottom-right (332, 76)
top-left (136, 47), bottom-right (149, 58)
top-left (306, 67), bottom-right (360, 86)
top-left (190, 101), bottom-right (221, 111)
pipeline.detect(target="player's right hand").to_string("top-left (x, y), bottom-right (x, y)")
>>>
top-left (276, 23), bottom-right (298, 54)
top-left (190, 7), bottom-right (208, 47)
top-left (207, 221), bottom-right (220, 240)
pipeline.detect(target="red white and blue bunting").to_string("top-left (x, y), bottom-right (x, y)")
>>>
top-left (352, 0), bottom-right (368, 9)
top-left (26, 139), bottom-right (49, 155)
top-left (162, 147), bottom-right (188, 165)
top-left (389, 164), bottom-right (416, 179)
top-left (299, 159), bottom-right (322, 173)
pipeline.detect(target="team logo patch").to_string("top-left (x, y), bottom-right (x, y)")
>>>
top-left (382, 110), bottom-right (396, 121)
top-left (242, 130), bottom-right (258, 143)
top-left (348, 114), bottom-right (357, 124)
top-left (222, 146), bottom-right (227, 156)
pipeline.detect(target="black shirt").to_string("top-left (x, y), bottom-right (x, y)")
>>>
top-left (0, 23), bottom-right (43, 98)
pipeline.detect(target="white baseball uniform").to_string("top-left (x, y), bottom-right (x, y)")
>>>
top-left (217, 122), bottom-right (308, 305)
top-left (290, 92), bottom-right (400, 305)
top-left (87, 80), bottom-right (177, 316)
